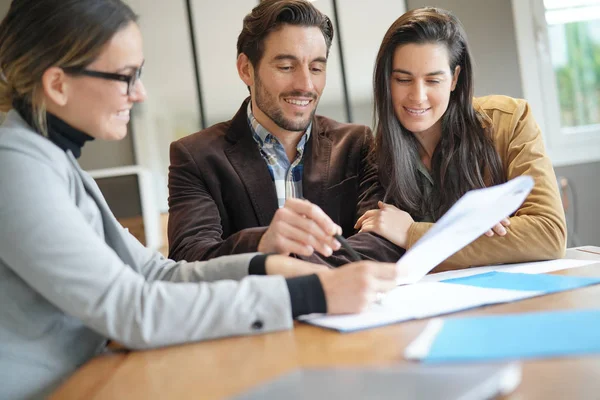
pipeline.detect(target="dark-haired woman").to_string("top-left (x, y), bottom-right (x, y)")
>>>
top-left (0, 1), bottom-right (397, 397)
top-left (356, 7), bottom-right (566, 270)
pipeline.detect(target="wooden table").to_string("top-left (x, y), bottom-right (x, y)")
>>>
top-left (52, 248), bottom-right (600, 399)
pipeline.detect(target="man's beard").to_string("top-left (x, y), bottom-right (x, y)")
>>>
top-left (254, 72), bottom-right (318, 132)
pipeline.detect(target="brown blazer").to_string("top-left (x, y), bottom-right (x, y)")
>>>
top-left (167, 99), bottom-right (404, 264)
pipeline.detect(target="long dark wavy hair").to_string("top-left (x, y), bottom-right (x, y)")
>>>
top-left (373, 7), bottom-right (505, 221)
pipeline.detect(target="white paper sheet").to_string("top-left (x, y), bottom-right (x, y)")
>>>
top-left (420, 258), bottom-right (598, 283)
top-left (395, 176), bottom-right (534, 285)
top-left (302, 258), bottom-right (598, 333)
top-left (404, 318), bottom-right (445, 360)
top-left (301, 282), bottom-right (538, 332)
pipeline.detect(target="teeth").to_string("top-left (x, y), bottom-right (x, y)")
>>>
top-left (117, 110), bottom-right (130, 116)
top-left (285, 99), bottom-right (310, 106)
top-left (405, 107), bottom-right (428, 115)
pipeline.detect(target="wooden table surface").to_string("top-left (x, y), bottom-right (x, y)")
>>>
top-left (51, 248), bottom-right (600, 399)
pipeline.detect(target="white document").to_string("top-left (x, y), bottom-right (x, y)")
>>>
top-left (303, 258), bottom-right (597, 332)
top-left (301, 282), bottom-right (538, 332)
top-left (404, 318), bottom-right (445, 360)
top-left (301, 176), bottom-right (537, 332)
top-left (420, 258), bottom-right (598, 283)
top-left (573, 246), bottom-right (600, 255)
top-left (395, 176), bottom-right (534, 285)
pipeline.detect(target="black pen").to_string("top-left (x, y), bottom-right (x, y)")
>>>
top-left (333, 233), bottom-right (362, 262)
top-left (297, 197), bottom-right (362, 262)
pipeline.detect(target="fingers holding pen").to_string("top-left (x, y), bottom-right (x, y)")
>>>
top-left (258, 198), bottom-right (342, 257)
top-left (318, 261), bottom-right (398, 314)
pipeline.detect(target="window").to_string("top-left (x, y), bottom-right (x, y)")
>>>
top-left (512, 0), bottom-right (600, 166)
top-left (545, 0), bottom-right (600, 133)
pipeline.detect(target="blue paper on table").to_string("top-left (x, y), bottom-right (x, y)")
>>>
top-left (420, 309), bottom-right (600, 363)
top-left (442, 271), bottom-right (600, 294)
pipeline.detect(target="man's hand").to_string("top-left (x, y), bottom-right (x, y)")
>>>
top-left (317, 261), bottom-right (398, 314)
top-left (258, 198), bottom-right (342, 257)
top-left (355, 201), bottom-right (414, 248)
top-left (265, 255), bottom-right (330, 278)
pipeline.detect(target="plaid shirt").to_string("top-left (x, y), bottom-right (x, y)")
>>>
top-left (247, 103), bottom-right (311, 208)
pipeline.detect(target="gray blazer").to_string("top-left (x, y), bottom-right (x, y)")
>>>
top-left (0, 111), bottom-right (293, 399)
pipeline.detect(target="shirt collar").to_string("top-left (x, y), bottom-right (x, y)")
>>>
top-left (416, 159), bottom-right (434, 185)
top-left (247, 102), bottom-right (312, 149)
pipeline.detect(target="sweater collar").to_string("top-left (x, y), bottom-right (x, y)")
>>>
top-left (12, 98), bottom-right (94, 158)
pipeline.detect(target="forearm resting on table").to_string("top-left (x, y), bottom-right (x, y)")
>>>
top-left (406, 215), bottom-right (566, 271)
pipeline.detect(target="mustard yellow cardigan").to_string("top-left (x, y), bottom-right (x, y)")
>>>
top-left (406, 95), bottom-right (567, 270)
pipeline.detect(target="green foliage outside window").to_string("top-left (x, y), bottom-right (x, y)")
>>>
top-left (550, 20), bottom-right (600, 128)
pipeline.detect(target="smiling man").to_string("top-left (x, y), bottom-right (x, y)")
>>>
top-left (167, 0), bottom-right (402, 264)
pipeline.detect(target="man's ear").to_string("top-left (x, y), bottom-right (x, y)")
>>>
top-left (41, 67), bottom-right (69, 106)
top-left (451, 65), bottom-right (461, 91)
top-left (237, 53), bottom-right (254, 88)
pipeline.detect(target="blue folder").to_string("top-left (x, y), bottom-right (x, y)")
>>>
top-left (422, 309), bottom-right (600, 363)
top-left (442, 271), bottom-right (600, 294)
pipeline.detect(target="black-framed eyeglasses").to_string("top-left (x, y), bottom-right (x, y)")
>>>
top-left (63, 63), bottom-right (144, 96)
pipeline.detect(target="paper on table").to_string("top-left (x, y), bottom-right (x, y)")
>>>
top-left (385, 283), bottom-right (538, 320)
top-left (404, 318), bottom-right (445, 360)
top-left (300, 282), bottom-right (538, 332)
top-left (441, 271), bottom-right (600, 293)
top-left (574, 246), bottom-right (600, 256)
top-left (395, 176), bottom-right (534, 285)
top-left (420, 258), bottom-right (598, 283)
top-left (302, 263), bottom-right (600, 333)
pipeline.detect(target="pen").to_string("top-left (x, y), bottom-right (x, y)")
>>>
top-left (297, 197), bottom-right (362, 262)
top-left (333, 233), bottom-right (362, 262)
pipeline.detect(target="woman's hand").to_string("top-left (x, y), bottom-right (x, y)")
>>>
top-left (355, 201), bottom-right (415, 248)
top-left (317, 261), bottom-right (398, 314)
top-left (484, 217), bottom-right (511, 237)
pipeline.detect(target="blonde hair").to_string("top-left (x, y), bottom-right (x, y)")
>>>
top-left (0, 0), bottom-right (137, 136)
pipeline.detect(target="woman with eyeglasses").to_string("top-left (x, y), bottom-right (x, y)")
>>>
top-left (0, 1), bottom-right (397, 397)
top-left (355, 8), bottom-right (567, 270)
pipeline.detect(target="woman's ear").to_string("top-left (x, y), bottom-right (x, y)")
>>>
top-left (451, 65), bottom-right (461, 91)
top-left (41, 67), bottom-right (69, 107)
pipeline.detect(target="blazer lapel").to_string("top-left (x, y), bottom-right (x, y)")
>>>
top-left (67, 154), bottom-right (138, 268)
top-left (303, 118), bottom-right (332, 209)
top-left (224, 100), bottom-right (278, 226)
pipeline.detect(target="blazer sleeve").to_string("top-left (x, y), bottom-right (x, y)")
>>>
top-left (167, 140), bottom-right (267, 261)
top-left (305, 128), bottom-right (405, 267)
top-left (405, 100), bottom-right (567, 270)
top-left (0, 150), bottom-right (292, 349)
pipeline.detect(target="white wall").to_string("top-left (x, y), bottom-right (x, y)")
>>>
top-left (123, 0), bottom-right (203, 213)
top-left (0, 0), bottom-right (8, 19)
